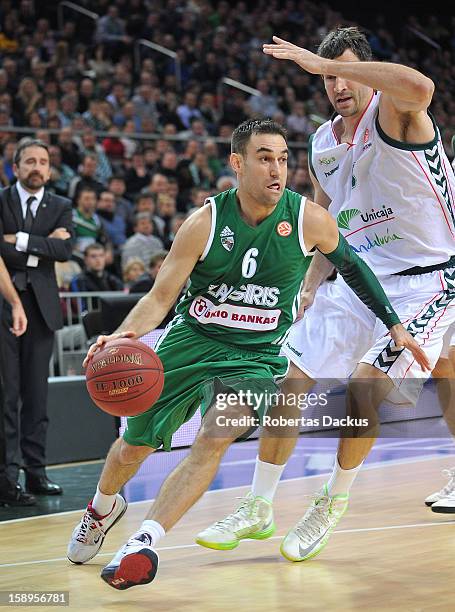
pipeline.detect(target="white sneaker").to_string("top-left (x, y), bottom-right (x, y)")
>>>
top-left (424, 468), bottom-right (455, 506)
top-left (101, 531), bottom-right (159, 590)
top-left (196, 492), bottom-right (275, 550)
top-left (280, 485), bottom-right (348, 562)
top-left (67, 494), bottom-right (128, 564)
top-left (431, 490), bottom-right (455, 513)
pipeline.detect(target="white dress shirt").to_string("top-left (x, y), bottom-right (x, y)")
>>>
top-left (15, 182), bottom-right (45, 267)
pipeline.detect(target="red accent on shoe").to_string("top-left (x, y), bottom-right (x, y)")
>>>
top-left (117, 552), bottom-right (154, 583)
top-left (88, 499), bottom-right (116, 520)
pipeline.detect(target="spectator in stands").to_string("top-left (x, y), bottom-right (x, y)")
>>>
top-left (129, 250), bottom-right (168, 294)
top-left (287, 101), bottom-right (312, 140)
top-left (164, 212), bottom-right (187, 250)
top-left (124, 151), bottom-right (150, 197)
top-left (158, 151), bottom-right (179, 181)
top-left (289, 166), bottom-right (312, 194)
top-left (122, 257), bottom-right (146, 290)
top-left (70, 243), bottom-right (123, 293)
top-left (106, 82), bottom-right (129, 113)
top-left (132, 84), bottom-right (159, 125)
top-left (79, 128), bottom-right (112, 185)
top-left (121, 212), bottom-right (164, 269)
top-left (108, 175), bottom-right (134, 225)
top-left (188, 151), bottom-right (215, 190)
top-left (119, 120), bottom-right (139, 159)
top-left (177, 91), bottom-right (203, 129)
top-left (72, 187), bottom-right (106, 262)
top-left (57, 126), bottom-right (81, 171)
top-left (1, 140), bottom-right (16, 184)
top-left (57, 94), bottom-right (80, 127)
top-left (102, 125), bottom-right (126, 164)
top-left (114, 100), bottom-right (141, 131)
top-left (179, 117), bottom-right (209, 140)
top-left (55, 259), bottom-right (82, 293)
top-left (77, 78), bottom-right (96, 114)
top-left (96, 190), bottom-right (127, 253)
top-left (95, 6), bottom-right (131, 61)
top-left (248, 79), bottom-right (279, 117)
top-left (15, 77), bottom-right (41, 125)
top-left (48, 145), bottom-right (76, 197)
top-left (68, 154), bottom-right (105, 199)
top-left (134, 191), bottom-right (164, 238)
top-left (82, 99), bottom-right (112, 132)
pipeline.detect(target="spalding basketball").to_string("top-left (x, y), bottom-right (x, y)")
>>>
top-left (85, 338), bottom-right (164, 417)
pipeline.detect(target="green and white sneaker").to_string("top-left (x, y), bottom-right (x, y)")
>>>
top-left (280, 485), bottom-right (348, 562)
top-left (196, 492), bottom-right (275, 550)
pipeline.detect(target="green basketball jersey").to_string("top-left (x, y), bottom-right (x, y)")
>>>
top-left (176, 188), bottom-right (312, 354)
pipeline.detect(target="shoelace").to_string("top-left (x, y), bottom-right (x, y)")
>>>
top-left (294, 494), bottom-right (344, 543)
top-left (76, 511), bottom-right (105, 544)
top-left (438, 468), bottom-right (455, 496)
top-left (211, 495), bottom-right (258, 533)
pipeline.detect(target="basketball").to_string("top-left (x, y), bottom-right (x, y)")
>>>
top-left (85, 338), bottom-right (164, 417)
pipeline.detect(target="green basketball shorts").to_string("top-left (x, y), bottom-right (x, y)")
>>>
top-left (123, 317), bottom-right (289, 451)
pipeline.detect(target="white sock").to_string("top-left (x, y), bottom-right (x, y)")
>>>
top-left (139, 519), bottom-right (166, 546)
top-left (251, 456), bottom-right (286, 502)
top-left (92, 485), bottom-right (116, 516)
top-left (326, 457), bottom-right (363, 496)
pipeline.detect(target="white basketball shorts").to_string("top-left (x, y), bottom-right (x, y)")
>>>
top-left (283, 266), bottom-right (455, 403)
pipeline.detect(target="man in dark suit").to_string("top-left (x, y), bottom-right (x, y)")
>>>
top-left (0, 138), bottom-right (74, 496)
top-left (0, 232), bottom-right (33, 506)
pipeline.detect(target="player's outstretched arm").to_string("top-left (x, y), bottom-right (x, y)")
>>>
top-left (82, 206), bottom-right (211, 366)
top-left (263, 36), bottom-right (434, 112)
top-left (303, 201), bottom-right (431, 371)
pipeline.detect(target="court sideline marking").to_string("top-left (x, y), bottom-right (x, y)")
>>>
top-left (1, 450), bottom-right (453, 526)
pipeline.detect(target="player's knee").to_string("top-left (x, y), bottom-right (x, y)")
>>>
top-left (193, 424), bottom-right (233, 455)
top-left (118, 439), bottom-right (154, 465)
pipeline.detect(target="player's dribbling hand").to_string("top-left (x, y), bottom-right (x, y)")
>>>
top-left (263, 36), bottom-right (329, 74)
top-left (389, 324), bottom-right (431, 372)
top-left (82, 331), bottom-right (136, 368)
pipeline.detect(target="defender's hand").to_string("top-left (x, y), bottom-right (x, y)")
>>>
top-left (389, 324), bottom-right (431, 372)
top-left (263, 36), bottom-right (329, 75)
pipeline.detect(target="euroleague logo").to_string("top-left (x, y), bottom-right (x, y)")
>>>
top-left (276, 221), bottom-right (292, 237)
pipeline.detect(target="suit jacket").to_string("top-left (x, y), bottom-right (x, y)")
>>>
top-left (0, 185), bottom-right (74, 331)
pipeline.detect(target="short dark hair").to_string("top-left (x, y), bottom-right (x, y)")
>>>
top-left (231, 119), bottom-right (287, 155)
top-left (14, 138), bottom-right (49, 165)
top-left (84, 242), bottom-right (105, 256)
top-left (317, 26), bottom-right (372, 62)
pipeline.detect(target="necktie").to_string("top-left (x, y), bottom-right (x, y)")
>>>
top-left (14, 195), bottom-right (36, 291)
top-left (23, 195), bottom-right (35, 233)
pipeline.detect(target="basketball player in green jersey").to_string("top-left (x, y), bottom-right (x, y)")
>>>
top-left (67, 119), bottom-right (427, 590)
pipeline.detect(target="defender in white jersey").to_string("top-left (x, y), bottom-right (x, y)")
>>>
top-left (198, 28), bottom-right (455, 559)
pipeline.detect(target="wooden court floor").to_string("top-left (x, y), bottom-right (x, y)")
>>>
top-left (1, 455), bottom-right (454, 612)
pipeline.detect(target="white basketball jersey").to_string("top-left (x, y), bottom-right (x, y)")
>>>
top-left (310, 92), bottom-right (455, 276)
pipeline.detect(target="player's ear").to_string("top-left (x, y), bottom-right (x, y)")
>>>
top-left (230, 152), bottom-right (242, 174)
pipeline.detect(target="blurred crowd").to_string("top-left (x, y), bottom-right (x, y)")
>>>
top-left (0, 0), bottom-right (454, 292)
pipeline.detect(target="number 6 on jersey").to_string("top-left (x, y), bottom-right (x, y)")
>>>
top-left (242, 248), bottom-right (259, 279)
